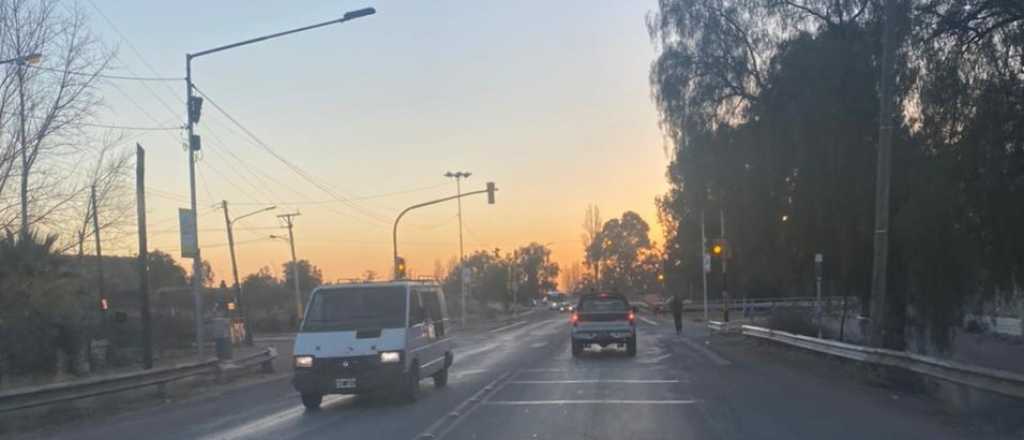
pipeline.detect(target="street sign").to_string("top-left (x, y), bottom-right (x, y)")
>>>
top-left (179, 208), bottom-right (197, 258)
top-left (703, 253), bottom-right (712, 274)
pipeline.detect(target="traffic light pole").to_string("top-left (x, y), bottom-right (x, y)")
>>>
top-left (701, 210), bottom-right (709, 322)
top-left (392, 185), bottom-right (498, 280)
top-left (721, 208), bottom-right (729, 322)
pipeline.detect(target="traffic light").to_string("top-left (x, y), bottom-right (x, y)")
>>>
top-left (188, 96), bottom-right (203, 124)
top-left (486, 182), bottom-right (497, 204)
top-left (709, 239), bottom-right (729, 258)
top-left (227, 302), bottom-right (237, 311)
top-left (395, 256), bottom-right (407, 279)
top-left (100, 297), bottom-right (109, 312)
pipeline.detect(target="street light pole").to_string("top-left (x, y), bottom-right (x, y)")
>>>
top-left (183, 6), bottom-right (375, 356)
top-left (445, 171), bottom-right (471, 324)
top-left (222, 201), bottom-right (275, 345)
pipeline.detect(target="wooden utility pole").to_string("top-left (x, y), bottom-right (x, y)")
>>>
top-left (278, 212), bottom-right (303, 322)
top-left (136, 144), bottom-right (153, 369)
top-left (869, 0), bottom-right (898, 348)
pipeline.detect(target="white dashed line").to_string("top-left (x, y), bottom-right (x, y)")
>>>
top-left (507, 379), bottom-right (681, 384)
top-left (489, 321), bottom-right (527, 333)
top-left (484, 399), bottom-right (698, 406)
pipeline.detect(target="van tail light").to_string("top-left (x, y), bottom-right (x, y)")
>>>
top-left (570, 312), bottom-right (579, 326)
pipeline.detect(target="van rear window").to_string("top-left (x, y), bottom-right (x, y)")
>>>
top-left (301, 286), bottom-right (406, 332)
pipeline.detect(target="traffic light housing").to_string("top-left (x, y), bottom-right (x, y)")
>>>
top-left (486, 182), bottom-right (496, 204)
top-left (395, 256), bottom-right (407, 279)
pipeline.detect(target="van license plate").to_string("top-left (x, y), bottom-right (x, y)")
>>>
top-left (335, 378), bottom-right (356, 389)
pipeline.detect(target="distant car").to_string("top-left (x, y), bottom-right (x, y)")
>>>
top-left (558, 301), bottom-right (575, 313)
top-left (570, 293), bottom-right (637, 357)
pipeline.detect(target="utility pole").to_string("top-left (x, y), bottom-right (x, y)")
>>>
top-left (184, 55), bottom-right (205, 358)
top-left (445, 171), bottom-right (471, 325)
top-left (222, 201), bottom-right (239, 311)
top-left (720, 208), bottom-right (729, 322)
top-left (869, 0), bottom-right (898, 348)
top-left (91, 185), bottom-right (107, 331)
top-left (701, 210), bottom-right (709, 323)
top-left (136, 145), bottom-right (153, 369)
top-left (278, 213), bottom-right (303, 323)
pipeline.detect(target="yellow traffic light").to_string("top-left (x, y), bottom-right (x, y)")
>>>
top-left (657, 273), bottom-right (665, 282)
top-left (227, 302), bottom-right (237, 311)
top-left (712, 244), bottom-right (723, 255)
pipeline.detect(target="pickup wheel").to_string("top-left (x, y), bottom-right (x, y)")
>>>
top-left (571, 340), bottom-right (583, 357)
top-left (626, 336), bottom-right (637, 357)
top-left (301, 393), bottom-right (323, 410)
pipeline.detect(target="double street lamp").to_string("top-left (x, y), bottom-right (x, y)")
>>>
top-left (183, 7), bottom-right (376, 356)
top-left (223, 203), bottom-right (275, 345)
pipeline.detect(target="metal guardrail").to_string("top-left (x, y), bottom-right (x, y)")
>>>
top-left (707, 321), bottom-right (738, 332)
top-left (0, 347), bottom-right (277, 413)
top-left (741, 325), bottom-right (1024, 400)
top-left (681, 296), bottom-right (855, 312)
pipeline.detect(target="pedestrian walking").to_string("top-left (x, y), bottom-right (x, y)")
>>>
top-left (671, 293), bottom-right (683, 336)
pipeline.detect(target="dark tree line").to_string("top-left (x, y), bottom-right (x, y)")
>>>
top-left (649, 0), bottom-right (1023, 352)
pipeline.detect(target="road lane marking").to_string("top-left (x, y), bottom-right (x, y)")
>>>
top-left (452, 368), bottom-right (488, 378)
top-left (415, 370), bottom-right (516, 440)
top-left (483, 399), bottom-right (698, 405)
top-left (679, 336), bottom-right (732, 366)
top-left (489, 321), bottom-right (527, 333)
top-left (198, 396), bottom-right (350, 440)
top-left (520, 368), bottom-right (565, 373)
top-left (507, 379), bottom-right (682, 384)
top-left (647, 353), bottom-right (672, 363)
top-left (529, 341), bottom-right (549, 348)
top-left (640, 316), bottom-right (660, 326)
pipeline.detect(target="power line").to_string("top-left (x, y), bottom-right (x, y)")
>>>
top-left (25, 64), bottom-right (182, 82)
top-left (75, 121), bottom-right (182, 131)
top-left (191, 86), bottom-right (392, 226)
top-left (227, 182), bottom-right (450, 206)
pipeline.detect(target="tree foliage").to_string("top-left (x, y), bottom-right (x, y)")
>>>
top-left (650, 0), bottom-right (1024, 351)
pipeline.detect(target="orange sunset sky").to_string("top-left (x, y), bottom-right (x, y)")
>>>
top-left (90, 0), bottom-right (668, 284)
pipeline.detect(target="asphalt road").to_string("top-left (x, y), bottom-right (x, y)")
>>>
top-left (25, 310), bottom-right (1003, 439)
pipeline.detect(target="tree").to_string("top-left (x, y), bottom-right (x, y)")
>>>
top-left (283, 259), bottom-right (323, 305)
top-left (147, 250), bottom-right (187, 290)
top-left (0, 0), bottom-right (115, 233)
top-left (592, 212), bottom-right (653, 295)
top-left (188, 260), bottom-right (214, 287)
top-left (513, 243), bottom-right (559, 301)
top-left (582, 205), bottom-right (603, 280)
top-left (561, 261), bottom-right (585, 294)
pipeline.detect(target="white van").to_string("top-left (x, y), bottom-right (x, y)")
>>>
top-left (291, 281), bottom-right (453, 409)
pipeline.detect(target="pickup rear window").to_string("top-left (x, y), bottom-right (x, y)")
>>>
top-left (578, 298), bottom-right (628, 312)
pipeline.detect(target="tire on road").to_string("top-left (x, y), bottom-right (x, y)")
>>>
top-left (433, 354), bottom-right (450, 388)
top-left (402, 362), bottom-right (421, 402)
top-left (626, 336), bottom-right (637, 357)
top-left (301, 393), bottom-right (323, 410)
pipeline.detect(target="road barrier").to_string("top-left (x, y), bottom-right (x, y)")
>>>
top-left (0, 347), bottom-right (277, 413)
top-left (740, 325), bottom-right (1024, 400)
top-left (682, 296), bottom-right (855, 312)
top-left (707, 321), bottom-right (739, 333)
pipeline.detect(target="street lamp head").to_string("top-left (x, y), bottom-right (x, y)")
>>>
top-left (343, 7), bottom-right (376, 20)
top-left (444, 171), bottom-right (454, 178)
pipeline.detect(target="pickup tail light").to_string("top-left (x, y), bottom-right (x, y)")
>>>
top-left (570, 312), bottom-right (579, 326)
top-left (628, 311), bottom-right (636, 325)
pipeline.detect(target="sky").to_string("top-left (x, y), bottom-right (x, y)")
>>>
top-left (86, 0), bottom-right (669, 283)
